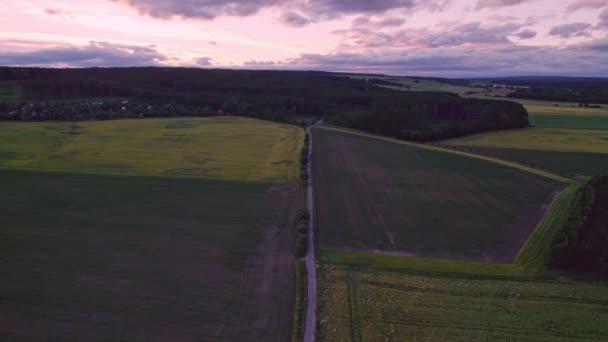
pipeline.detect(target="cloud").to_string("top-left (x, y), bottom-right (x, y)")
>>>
top-left (0, 41), bottom-right (167, 67)
top-left (512, 29), bottom-right (537, 39)
top-left (566, 0), bottom-right (608, 11)
top-left (476, 0), bottom-right (531, 9)
top-left (281, 11), bottom-right (311, 27)
top-left (44, 8), bottom-right (62, 15)
top-left (117, 0), bottom-right (447, 24)
top-left (195, 57), bottom-right (213, 66)
top-left (598, 8), bottom-right (608, 28)
top-left (335, 21), bottom-right (526, 49)
top-left (352, 16), bottom-right (406, 29)
top-left (549, 22), bottom-right (593, 38)
top-left (256, 41), bottom-right (608, 77)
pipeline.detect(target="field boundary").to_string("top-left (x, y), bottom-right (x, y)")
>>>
top-left (515, 182), bottom-right (585, 270)
top-left (318, 126), bottom-right (572, 184)
top-left (319, 249), bottom-right (541, 281)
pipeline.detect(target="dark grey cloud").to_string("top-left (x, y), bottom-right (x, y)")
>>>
top-left (598, 8), bottom-right (608, 28)
top-left (0, 41), bottom-right (167, 67)
top-left (512, 29), bottom-right (537, 39)
top-left (281, 11), bottom-right (311, 27)
top-left (116, 0), bottom-right (281, 19)
top-left (476, 0), bottom-right (531, 9)
top-left (196, 57), bottom-right (213, 66)
top-left (549, 22), bottom-right (592, 38)
top-left (117, 0), bottom-right (447, 24)
top-left (268, 41), bottom-right (608, 77)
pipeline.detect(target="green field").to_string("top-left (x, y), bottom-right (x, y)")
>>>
top-left (0, 117), bottom-right (304, 340)
top-left (0, 117), bottom-right (304, 181)
top-left (312, 127), bottom-right (562, 261)
top-left (444, 127), bottom-right (608, 154)
top-left (0, 169), bottom-right (300, 341)
top-left (441, 145), bottom-right (608, 177)
top-left (318, 252), bottom-right (608, 342)
top-left (527, 105), bottom-right (608, 130)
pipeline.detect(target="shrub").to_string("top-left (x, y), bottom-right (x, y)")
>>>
top-left (296, 208), bottom-right (310, 223)
top-left (295, 235), bottom-right (308, 258)
top-left (296, 223), bottom-right (308, 235)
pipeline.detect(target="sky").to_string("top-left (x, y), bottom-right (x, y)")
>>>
top-left (0, 0), bottom-right (607, 77)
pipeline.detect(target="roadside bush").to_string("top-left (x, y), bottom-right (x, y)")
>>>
top-left (551, 174), bottom-right (608, 273)
top-left (296, 223), bottom-right (308, 235)
top-left (295, 235), bottom-right (308, 258)
top-left (296, 208), bottom-right (310, 222)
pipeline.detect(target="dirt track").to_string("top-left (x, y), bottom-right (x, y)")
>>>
top-left (303, 122), bottom-right (321, 342)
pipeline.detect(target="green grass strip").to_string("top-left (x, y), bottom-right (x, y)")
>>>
top-left (319, 249), bottom-right (537, 280)
top-left (318, 126), bottom-right (573, 184)
top-left (291, 260), bottom-right (308, 342)
top-left (515, 182), bottom-right (584, 270)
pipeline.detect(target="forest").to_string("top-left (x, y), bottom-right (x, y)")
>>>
top-left (0, 67), bottom-right (529, 141)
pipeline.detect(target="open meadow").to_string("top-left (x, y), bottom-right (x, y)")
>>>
top-left (0, 117), bottom-right (304, 341)
top-left (312, 127), bottom-right (562, 262)
top-left (0, 117), bottom-right (304, 182)
top-left (318, 250), bottom-right (608, 342)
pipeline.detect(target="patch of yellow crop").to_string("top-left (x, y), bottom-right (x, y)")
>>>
top-left (444, 127), bottom-right (608, 154)
top-left (0, 117), bottom-right (304, 182)
top-left (526, 104), bottom-right (608, 116)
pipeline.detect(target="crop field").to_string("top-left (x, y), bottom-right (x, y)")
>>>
top-left (0, 169), bottom-right (300, 341)
top-left (444, 127), bottom-right (608, 154)
top-left (318, 253), bottom-right (608, 342)
top-left (527, 105), bottom-right (608, 129)
top-left (0, 117), bottom-right (304, 182)
top-left (312, 127), bottom-right (562, 261)
top-left (442, 146), bottom-right (608, 177)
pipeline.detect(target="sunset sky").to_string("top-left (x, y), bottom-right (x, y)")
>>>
top-left (1, 0), bottom-right (607, 77)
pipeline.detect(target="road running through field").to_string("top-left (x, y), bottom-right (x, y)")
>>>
top-left (303, 120), bottom-right (321, 342)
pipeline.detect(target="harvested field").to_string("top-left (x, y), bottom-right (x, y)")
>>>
top-left (0, 169), bottom-right (299, 341)
top-left (318, 253), bottom-right (608, 342)
top-left (0, 117), bottom-right (304, 182)
top-left (312, 127), bottom-right (562, 261)
top-left (441, 145), bottom-right (608, 177)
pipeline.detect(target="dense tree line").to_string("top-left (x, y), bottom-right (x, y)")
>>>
top-left (327, 91), bottom-right (528, 142)
top-left (0, 67), bottom-right (529, 140)
top-left (488, 77), bottom-right (608, 104)
top-left (552, 174), bottom-right (608, 274)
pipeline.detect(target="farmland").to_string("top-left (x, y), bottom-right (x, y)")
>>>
top-left (441, 146), bottom-right (608, 177)
top-left (0, 117), bottom-right (304, 182)
top-left (312, 127), bottom-right (562, 261)
top-left (0, 117), bottom-right (304, 341)
top-left (527, 105), bottom-right (608, 130)
top-left (443, 127), bottom-right (608, 154)
top-left (318, 251), bottom-right (608, 342)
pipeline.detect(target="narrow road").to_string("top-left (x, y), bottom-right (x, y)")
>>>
top-left (303, 120), bottom-right (320, 342)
